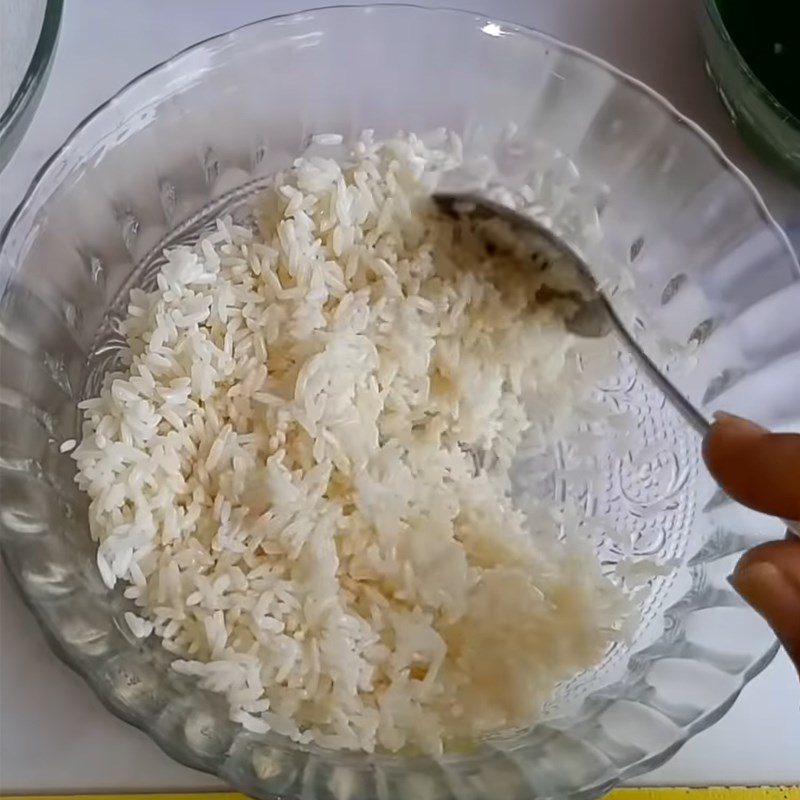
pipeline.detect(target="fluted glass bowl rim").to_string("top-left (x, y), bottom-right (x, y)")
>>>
top-left (0, 0), bottom-right (63, 168)
top-left (0, 4), bottom-right (795, 795)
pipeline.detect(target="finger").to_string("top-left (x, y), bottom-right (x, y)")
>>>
top-left (730, 539), bottom-right (800, 675)
top-left (703, 413), bottom-right (800, 520)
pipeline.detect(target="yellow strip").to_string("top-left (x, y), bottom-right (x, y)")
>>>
top-left (4, 790), bottom-right (799, 800)
top-left (613, 791), bottom-right (800, 800)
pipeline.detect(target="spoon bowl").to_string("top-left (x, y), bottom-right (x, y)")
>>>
top-left (434, 192), bottom-right (711, 437)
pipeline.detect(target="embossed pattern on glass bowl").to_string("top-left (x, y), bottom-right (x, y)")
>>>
top-left (0, 7), bottom-right (797, 800)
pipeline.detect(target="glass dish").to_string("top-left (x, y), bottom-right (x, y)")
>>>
top-left (700, 0), bottom-right (800, 181)
top-left (0, 6), bottom-right (797, 799)
top-left (0, 0), bottom-right (62, 170)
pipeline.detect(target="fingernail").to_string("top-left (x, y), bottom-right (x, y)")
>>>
top-left (710, 411), bottom-right (763, 432)
top-left (703, 413), bottom-right (766, 462)
top-left (731, 559), bottom-right (800, 647)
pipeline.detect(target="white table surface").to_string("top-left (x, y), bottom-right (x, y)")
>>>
top-left (1, 0), bottom-right (798, 793)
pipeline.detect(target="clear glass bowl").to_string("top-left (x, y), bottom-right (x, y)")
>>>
top-left (1, 7), bottom-right (797, 799)
top-left (700, 0), bottom-right (800, 181)
top-left (0, 0), bottom-right (62, 170)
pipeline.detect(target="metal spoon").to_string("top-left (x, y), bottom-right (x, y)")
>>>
top-left (435, 193), bottom-right (800, 539)
top-left (433, 192), bottom-right (710, 437)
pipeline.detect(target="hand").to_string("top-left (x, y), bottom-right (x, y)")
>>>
top-left (704, 413), bottom-right (800, 675)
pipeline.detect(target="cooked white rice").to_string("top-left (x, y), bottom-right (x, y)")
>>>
top-left (73, 132), bottom-right (634, 754)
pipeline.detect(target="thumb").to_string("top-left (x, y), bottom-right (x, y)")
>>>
top-left (703, 412), bottom-right (800, 519)
top-left (731, 539), bottom-right (800, 676)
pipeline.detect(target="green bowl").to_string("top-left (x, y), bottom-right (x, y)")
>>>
top-left (701, 0), bottom-right (800, 180)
